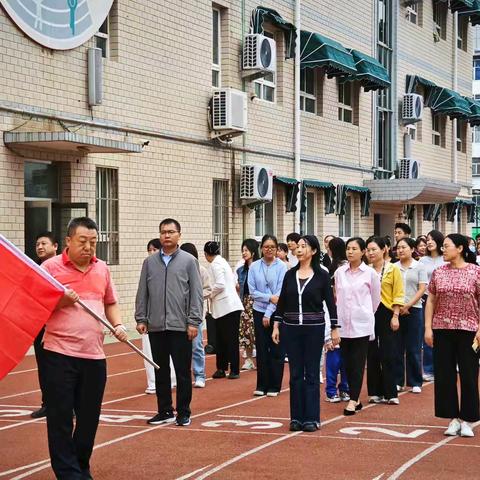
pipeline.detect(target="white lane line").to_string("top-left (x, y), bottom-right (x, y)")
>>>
top-left (0, 460), bottom-right (51, 479)
top-left (7, 368), bottom-right (38, 376)
top-left (348, 421), bottom-right (445, 429)
top-left (372, 474), bottom-right (384, 480)
top-left (3, 386), bottom-right (289, 479)
top-left (386, 420), bottom-right (480, 480)
top-left (217, 414), bottom-right (290, 420)
top-left (0, 418), bottom-right (42, 432)
top-left (0, 390), bottom-right (41, 401)
top-left (107, 368), bottom-right (144, 378)
top-left (175, 464), bottom-right (213, 480)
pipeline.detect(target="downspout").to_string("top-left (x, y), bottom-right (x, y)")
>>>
top-left (453, 12), bottom-right (458, 184)
top-left (294, 0), bottom-right (301, 233)
top-left (241, 0), bottom-right (247, 239)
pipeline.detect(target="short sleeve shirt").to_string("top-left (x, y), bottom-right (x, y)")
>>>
top-left (398, 260), bottom-right (428, 308)
top-left (42, 250), bottom-right (118, 359)
top-left (429, 263), bottom-right (480, 332)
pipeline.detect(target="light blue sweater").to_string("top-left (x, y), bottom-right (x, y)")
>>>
top-left (247, 258), bottom-right (287, 318)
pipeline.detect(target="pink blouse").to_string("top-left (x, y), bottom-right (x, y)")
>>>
top-left (429, 263), bottom-right (480, 332)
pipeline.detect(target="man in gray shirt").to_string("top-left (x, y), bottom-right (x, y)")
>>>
top-left (135, 218), bottom-right (203, 427)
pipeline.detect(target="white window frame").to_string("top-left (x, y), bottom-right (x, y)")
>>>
top-left (212, 179), bottom-right (229, 259)
top-left (456, 121), bottom-right (465, 153)
top-left (457, 17), bottom-right (468, 51)
top-left (254, 199), bottom-right (275, 240)
top-left (406, 123), bottom-right (416, 141)
top-left (433, 0), bottom-right (446, 40)
top-left (406, 3), bottom-right (418, 25)
top-left (338, 195), bottom-right (352, 237)
top-left (212, 8), bottom-right (221, 87)
top-left (474, 59), bottom-right (480, 81)
top-left (475, 25), bottom-right (480, 52)
top-left (300, 68), bottom-right (316, 114)
top-left (472, 157), bottom-right (480, 176)
top-left (304, 190), bottom-right (316, 235)
top-left (432, 116), bottom-right (441, 146)
top-left (94, 16), bottom-right (109, 58)
top-left (254, 31), bottom-right (276, 103)
top-left (473, 126), bottom-right (480, 143)
top-left (338, 81), bottom-right (353, 124)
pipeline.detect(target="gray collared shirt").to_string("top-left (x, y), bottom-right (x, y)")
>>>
top-left (398, 259), bottom-right (428, 308)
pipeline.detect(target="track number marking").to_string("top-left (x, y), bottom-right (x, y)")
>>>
top-left (202, 419), bottom-right (283, 430)
top-left (340, 426), bottom-right (429, 438)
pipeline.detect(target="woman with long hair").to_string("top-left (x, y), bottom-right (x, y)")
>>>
top-left (204, 241), bottom-right (244, 379)
top-left (273, 235), bottom-right (339, 431)
top-left (248, 235), bottom-right (287, 397)
top-left (425, 234), bottom-right (480, 437)
top-left (419, 230), bottom-right (445, 382)
top-left (335, 237), bottom-right (381, 415)
top-left (236, 239), bottom-right (260, 371)
top-left (394, 237), bottom-right (428, 394)
top-left (328, 237), bottom-right (348, 276)
top-left (366, 236), bottom-right (405, 405)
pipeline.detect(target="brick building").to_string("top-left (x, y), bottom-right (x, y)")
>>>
top-left (0, 0), bottom-right (476, 322)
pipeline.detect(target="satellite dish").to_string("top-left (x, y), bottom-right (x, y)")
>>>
top-left (257, 168), bottom-right (269, 197)
top-left (260, 38), bottom-right (272, 68)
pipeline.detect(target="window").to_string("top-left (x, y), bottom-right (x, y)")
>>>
top-left (96, 168), bottom-right (119, 265)
top-left (212, 8), bottom-right (221, 87)
top-left (456, 121), bottom-right (466, 153)
top-left (457, 17), bottom-right (468, 51)
top-left (433, 0), bottom-right (447, 41)
top-left (473, 126), bottom-right (480, 143)
top-left (254, 201), bottom-right (274, 238)
top-left (338, 196), bottom-right (352, 237)
top-left (472, 158), bottom-right (480, 176)
top-left (432, 115), bottom-right (444, 147)
top-left (300, 69), bottom-right (316, 113)
top-left (213, 180), bottom-right (229, 259)
top-left (254, 31), bottom-right (276, 102)
top-left (406, 124), bottom-right (416, 141)
top-left (338, 81), bottom-right (353, 123)
top-left (473, 59), bottom-right (480, 81)
top-left (475, 25), bottom-right (480, 52)
top-left (406, 3), bottom-right (418, 25)
top-left (95, 17), bottom-right (109, 58)
top-left (304, 191), bottom-right (316, 235)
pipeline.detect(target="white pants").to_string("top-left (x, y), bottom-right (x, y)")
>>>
top-left (142, 334), bottom-right (176, 388)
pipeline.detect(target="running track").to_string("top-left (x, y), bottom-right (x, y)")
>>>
top-left (0, 340), bottom-right (478, 479)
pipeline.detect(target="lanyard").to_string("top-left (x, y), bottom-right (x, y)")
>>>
top-left (296, 271), bottom-right (314, 325)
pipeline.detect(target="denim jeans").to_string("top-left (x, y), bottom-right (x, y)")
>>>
top-left (192, 323), bottom-right (205, 381)
top-left (394, 307), bottom-right (423, 387)
top-left (325, 348), bottom-right (349, 398)
top-left (283, 323), bottom-right (325, 424)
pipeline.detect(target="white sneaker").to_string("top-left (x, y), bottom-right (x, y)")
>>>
top-left (266, 391), bottom-right (279, 397)
top-left (423, 373), bottom-right (434, 382)
top-left (368, 396), bottom-right (384, 404)
top-left (460, 421), bottom-right (475, 437)
top-left (241, 359), bottom-right (255, 370)
top-left (145, 387), bottom-right (156, 395)
top-left (325, 394), bottom-right (341, 403)
top-left (386, 398), bottom-right (400, 405)
top-left (194, 379), bottom-right (205, 388)
top-left (253, 390), bottom-right (265, 396)
top-left (411, 386), bottom-right (422, 394)
top-left (444, 418), bottom-right (461, 436)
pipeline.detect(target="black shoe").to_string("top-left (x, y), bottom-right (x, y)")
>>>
top-left (30, 406), bottom-right (47, 419)
top-left (343, 408), bottom-right (356, 416)
top-left (289, 420), bottom-right (302, 432)
top-left (302, 422), bottom-right (319, 432)
top-left (228, 373), bottom-right (240, 379)
top-left (212, 370), bottom-right (226, 379)
top-left (176, 415), bottom-right (191, 426)
top-left (147, 412), bottom-right (175, 425)
top-left (356, 402), bottom-right (363, 411)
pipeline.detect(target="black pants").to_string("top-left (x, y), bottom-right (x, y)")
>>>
top-left (341, 336), bottom-right (370, 403)
top-left (253, 310), bottom-right (285, 393)
top-left (433, 329), bottom-right (480, 422)
top-left (43, 350), bottom-right (106, 480)
top-left (149, 330), bottom-right (192, 417)
top-left (215, 310), bottom-right (241, 374)
top-left (33, 326), bottom-right (46, 407)
top-left (367, 303), bottom-right (398, 399)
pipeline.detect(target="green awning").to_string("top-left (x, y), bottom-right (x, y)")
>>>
top-left (251, 6), bottom-right (296, 59)
top-left (300, 30), bottom-right (357, 78)
top-left (428, 87), bottom-right (472, 118)
top-left (454, 198), bottom-right (476, 206)
top-left (274, 176), bottom-right (298, 186)
top-left (346, 49), bottom-right (391, 91)
top-left (303, 179), bottom-right (334, 189)
top-left (465, 97), bottom-right (480, 125)
top-left (344, 185), bottom-right (370, 194)
top-left (336, 185), bottom-right (371, 217)
top-left (450, 0), bottom-right (480, 25)
top-left (406, 75), bottom-right (437, 93)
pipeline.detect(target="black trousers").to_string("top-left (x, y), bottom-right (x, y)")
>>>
top-left (341, 336), bottom-right (370, 403)
top-left (433, 329), bottom-right (480, 422)
top-left (367, 303), bottom-right (398, 399)
top-left (33, 326), bottom-right (46, 407)
top-left (253, 310), bottom-right (285, 393)
top-left (215, 310), bottom-right (241, 374)
top-left (43, 350), bottom-right (106, 480)
top-left (149, 330), bottom-right (192, 417)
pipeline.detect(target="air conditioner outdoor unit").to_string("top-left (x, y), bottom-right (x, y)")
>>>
top-left (402, 93), bottom-right (423, 123)
top-left (240, 165), bottom-right (273, 204)
top-left (242, 34), bottom-right (276, 75)
top-left (210, 88), bottom-right (247, 138)
top-left (398, 158), bottom-right (420, 179)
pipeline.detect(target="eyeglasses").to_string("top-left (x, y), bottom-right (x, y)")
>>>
top-left (160, 230), bottom-right (179, 236)
top-left (262, 245), bottom-right (277, 250)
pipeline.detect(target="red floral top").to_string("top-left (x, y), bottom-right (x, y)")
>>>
top-left (429, 264), bottom-right (480, 332)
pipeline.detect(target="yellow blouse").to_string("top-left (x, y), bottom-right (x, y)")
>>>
top-left (380, 262), bottom-right (405, 311)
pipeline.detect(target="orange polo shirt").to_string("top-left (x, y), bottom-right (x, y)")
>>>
top-left (42, 250), bottom-right (118, 360)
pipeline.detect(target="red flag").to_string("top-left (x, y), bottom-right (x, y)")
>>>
top-left (0, 234), bottom-right (64, 380)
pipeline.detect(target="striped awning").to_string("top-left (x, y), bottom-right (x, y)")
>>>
top-left (346, 49), bottom-right (391, 91)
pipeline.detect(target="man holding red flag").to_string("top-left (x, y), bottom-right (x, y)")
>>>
top-left (41, 217), bottom-right (128, 480)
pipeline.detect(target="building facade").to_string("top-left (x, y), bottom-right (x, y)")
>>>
top-left (0, 0), bottom-right (476, 322)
